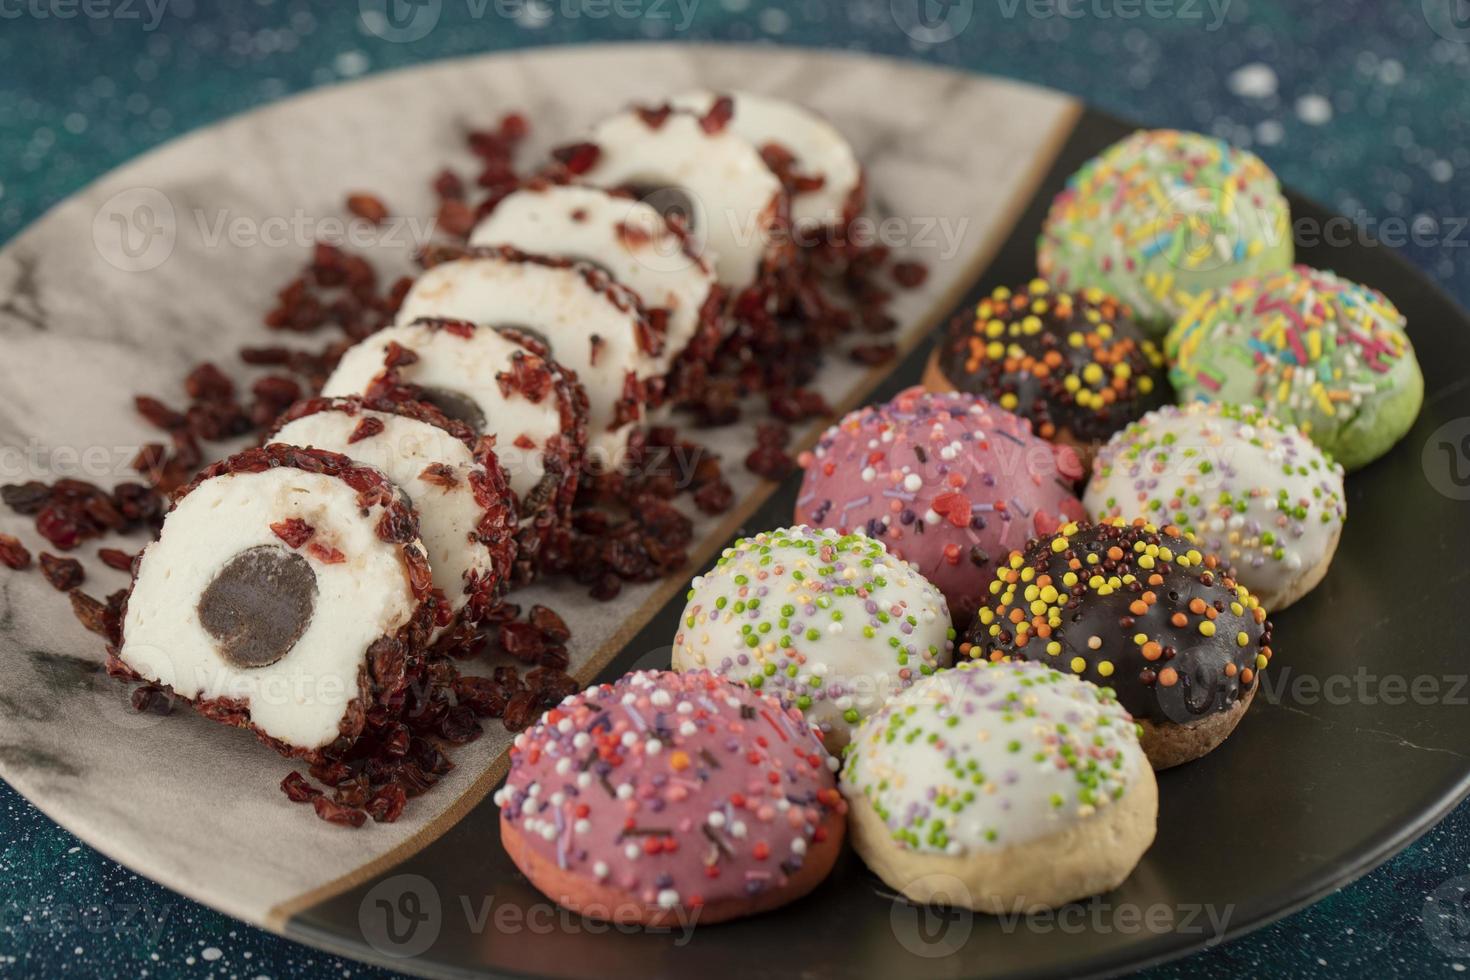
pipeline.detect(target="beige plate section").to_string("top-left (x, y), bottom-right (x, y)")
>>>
top-left (0, 42), bottom-right (1079, 932)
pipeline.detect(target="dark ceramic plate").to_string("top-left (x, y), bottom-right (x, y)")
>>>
top-left (2, 44), bottom-right (1467, 980)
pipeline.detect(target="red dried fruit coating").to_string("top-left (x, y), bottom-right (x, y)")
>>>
top-left (433, 169), bottom-right (465, 200)
top-left (348, 417), bottom-right (385, 444)
top-left (635, 104), bottom-right (672, 129)
top-left (346, 193), bottom-right (389, 225)
top-left (308, 542), bottom-right (347, 565)
top-left (1, 482), bottom-right (51, 515)
top-left (281, 771), bottom-right (322, 803)
top-left (38, 553), bottom-right (84, 591)
top-left (551, 141), bottom-right (600, 176)
top-left (419, 463), bottom-right (459, 489)
top-left (312, 796), bottom-right (367, 828)
top-left (700, 96), bottom-right (735, 134)
top-left (453, 675), bottom-right (511, 718)
top-left (0, 534), bottom-right (31, 570)
top-left (270, 518), bottom-right (315, 549)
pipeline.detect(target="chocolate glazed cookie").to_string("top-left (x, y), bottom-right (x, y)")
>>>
top-left (925, 281), bottom-right (1169, 464)
top-left (959, 518), bottom-right (1273, 769)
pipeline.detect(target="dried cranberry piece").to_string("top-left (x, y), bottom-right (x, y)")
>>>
top-left (38, 553), bottom-right (84, 591)
top-left (346, 193), bottom-right (389, 225)
top-left (850, 343), bottom-right (897, 366)
top-left (184, 362), bottom-right (236, 401)
top-left (746, 445), bottom-right (794, 481)
top-left (437, 705), bottom-right (483, 745)
top-left (0, 533), bottom-right (31, 570)
top-left (693, 479), bottom-right (734, 515)
top-left (436, 200), bottom-right (476, 239)
top-left (134, 395), bottom-right (187, 431)
top-left (130, 685), bottom-right (175, 715)
top-left (453, 675), bottom-right (511, 717)
top-left (312, 796), bottom-right (367, 828)
top-left (365, 783), bottom-right (407, 823)
top-left (502, 690), bottom-right (542, 732)
top-left (334, 775), bottom-right (371, 808)
top-left (699, 96), bottom-right (735, 134)
top-left (551, 142), bottom-right (601, 176)
top-left (280, 771), bottom-right (322, 803)
top-left (69, 590), bottom-right (110, 637)
top-left (891, 261), bottom-right (929, 289)
top-left (1, 482), bottom-right (51, 515)
top-left (307, 542), bottom-right (347, 564)
top-left (498, 621), bottom-right (546, 663)
top-left (525, 668), bottom-right (578, 704)
top-left (270, 519), bottom-right (315, 549)
top-left (96, 548), bottom-right (135, 572)
top-left (348, 417), bottom-right (385, 444)
top-left (528, 604), bottom-right (570, 643)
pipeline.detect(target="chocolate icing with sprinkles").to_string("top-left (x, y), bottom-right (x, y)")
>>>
top-left (935, 280), bottom-right (1168, 444)
top-left (960, 519), bottom-right (1272, 725)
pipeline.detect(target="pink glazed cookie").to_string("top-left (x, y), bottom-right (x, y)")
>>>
top-left (795, 387), bottom-right (1086, 625)
top-left (494, 670), bottom-right (847, 926)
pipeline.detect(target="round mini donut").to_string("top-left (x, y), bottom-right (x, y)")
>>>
top-left (493, 669), bottom-right (847, 926)
top-left (322, 315), bottom-right (587, 540)
top-left (841, 659), bottom-right (1157, 914)
top-left (794, 387), bottom-right (1086, 626)
top-left (924, 279), bottom-right (1168, 462)
top-left (270, 397), bottom-right (517, 631)
top-left (570, 101), bottom-right (791, 290)
top-left (469, 184), bottom-right (724, 404)
top-left (117, 445), bottom-right (436, 760)
top-left (669, 90), bottom-right (864, 233)
top-left (959, 518), bottom-right (1273, 769)
top-left (395, 245), bottom-right (662, 469)
top-left (1037, 129), bottom-right (1293, 336)
top-left (1165, 265), bottom-right (1424, 472)
top-left (671, 526), bottom-right (954, 750)
top-left (1085, 401), bottom-right (1346, 611)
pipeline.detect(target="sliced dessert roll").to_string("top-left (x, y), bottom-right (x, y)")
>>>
top-left (395, 245), bottom-right (661, 470)
top-left (569, 102), bottom-right (790, 290)
top-left (469, 184), bottom-right (723, 403)
top-left (115, 445), bottom-right (436, 761)
top-left (670, 91), bottom-right (864, 234)
top-left (321, 316), bottom-right (586, 548)
top-left (270, 397), bottom-right (517, 631)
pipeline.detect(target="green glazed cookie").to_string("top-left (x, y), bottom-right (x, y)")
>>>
top-left (1038, 129), bottom-right (1294, 337)
top-left (1165, 266), bottom-right (1423, 471)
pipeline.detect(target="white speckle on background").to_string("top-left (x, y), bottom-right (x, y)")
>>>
top-left (1296, 94), bottom-right (1333, 125)
top-left (1378, 59), bottom-right (1404, 85)
top-left (759, 7), bottom-right (790, 33)
top-left (1256, 120), bottom-right (1284, 146)
top-left (333, 50), bottom-right (369, 78)
top-left (1430, 159), bottom-right (1454, 183)
top-left (1228, 62), bottom-right (1278, 98)
top-left (202, 947), bottom-right (223, 962)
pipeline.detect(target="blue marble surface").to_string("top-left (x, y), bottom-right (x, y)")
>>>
top-left (2, 1), bottom-right (1469, 976)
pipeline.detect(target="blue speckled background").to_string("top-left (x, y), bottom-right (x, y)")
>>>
top-left (2, 1), bottom-right (1468, 977)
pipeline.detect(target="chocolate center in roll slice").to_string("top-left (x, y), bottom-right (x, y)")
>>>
top-left (198, 545), bottom-right (317, 669)
top-left (416, 386), bottom-right (487, 433)
top-left (624, 183), bottom-right (698, 231)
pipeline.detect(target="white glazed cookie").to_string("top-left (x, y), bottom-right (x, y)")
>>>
top-left (841, 659), bottom-right (1157, 913)
top-left (1085, 402), bottom-right (1346, 610)
top-left (576, 104), bottom-right (788, 289)
top-left (394, 248), bottom-right (661, 468)
top-left (322, 316), bottom-right (584, 515)
top-left (118, 446), bottom-right (434, 754)
top-left (670, 90), bottom-right (863, 232)
top-left (271, 398), bottom-right (516, 632)
top-left (469, 184), bottom-right (720, 392)
top-left (672, 526), bottom-right (954, 749)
